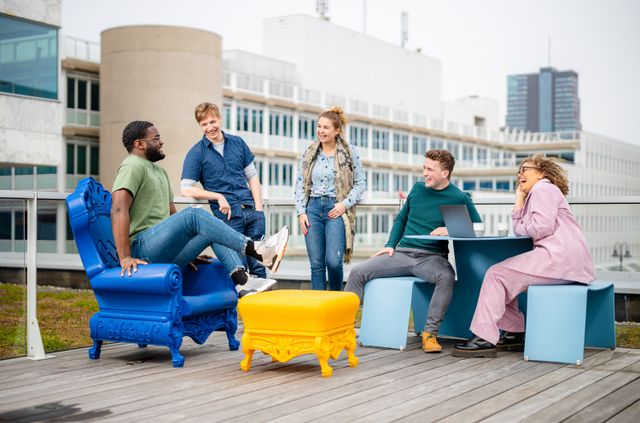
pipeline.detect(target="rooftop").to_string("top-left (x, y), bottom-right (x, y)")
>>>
top-left (1, 328), bottom-right (639, 421)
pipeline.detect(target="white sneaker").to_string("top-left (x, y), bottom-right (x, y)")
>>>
top-left (255, 226), bottom-right (289, 273)
top-left (235, 276), bottom-right (277, 298)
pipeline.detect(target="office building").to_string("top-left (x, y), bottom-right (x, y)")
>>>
top-left (506, 67), bottom-right (581, 132)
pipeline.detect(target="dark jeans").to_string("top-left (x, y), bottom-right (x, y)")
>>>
top-left (213, 206), bottom-right (266, 278)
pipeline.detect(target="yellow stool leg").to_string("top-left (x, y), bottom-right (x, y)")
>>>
top-left (346, 330), bottom-right (359, 368)
top-left (314, 336), bottom-right (334, 377)
top-left (240, 333), bottom-right (254, 372)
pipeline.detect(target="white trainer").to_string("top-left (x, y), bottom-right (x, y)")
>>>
top-left (255, 226), bottom-right (289, 273)
top-left (235, 276), bottom-right (277, 298)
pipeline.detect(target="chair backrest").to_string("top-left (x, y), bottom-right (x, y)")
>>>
top-left (66, 177), bottom-right (119, 279)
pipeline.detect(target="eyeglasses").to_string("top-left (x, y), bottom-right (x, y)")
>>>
top-left (517, 165), bottom-right (541, 175)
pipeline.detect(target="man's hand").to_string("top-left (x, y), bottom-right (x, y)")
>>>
top-left (188, 254), bottom-right (213, 271)
top-left (328, 202), bottom-right (346, 219)
top-left (120, 256), bottom-right (148, 277)
top-left (298, 214), bottom-right (310, 236)
top-left (372, 247), bottom-right (394, 257)
top-left (218, 195), bottom-right (231, 220)
top-left (430, 227), bottom-right (449, 236)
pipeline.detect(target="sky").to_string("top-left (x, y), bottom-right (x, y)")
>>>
top-left (62, 0), bottom-right (640, 144)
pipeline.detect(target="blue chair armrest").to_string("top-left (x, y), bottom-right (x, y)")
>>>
top-left (90, 264), bottom-right (182, 296)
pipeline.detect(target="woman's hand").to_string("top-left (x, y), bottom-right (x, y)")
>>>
top-left (298, 214), bottom-right (310, 236)
top-left (328, 202), bottom-right (346, 219)
top-left (514, 184), bottom-right (527, 211)
top-left (119, 256), bottom-right (148, 277)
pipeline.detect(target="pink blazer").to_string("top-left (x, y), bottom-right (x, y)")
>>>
top-left (501, 179), bottom-right (595, 283)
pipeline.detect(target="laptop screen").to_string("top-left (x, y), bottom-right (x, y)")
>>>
top-left (440, 205), bottom-right (476, 238)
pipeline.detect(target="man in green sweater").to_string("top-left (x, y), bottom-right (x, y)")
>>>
top-left (345, 149), bottom-right (481, 353)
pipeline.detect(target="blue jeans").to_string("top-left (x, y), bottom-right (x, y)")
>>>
top-left (131, 207), bottom-right (247, 275)
top-left (304, 196), bottom-right (346, 291)
top-left (213, 206), bottom-right (266, 278)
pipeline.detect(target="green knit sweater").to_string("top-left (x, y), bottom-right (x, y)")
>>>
top-left (385, 182), bottom-right (481, 254)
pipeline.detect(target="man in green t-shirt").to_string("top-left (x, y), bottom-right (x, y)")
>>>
top-left (111, 120), bottom-right (289, 297)
top-left (345, 149), bottom-right (481, 353)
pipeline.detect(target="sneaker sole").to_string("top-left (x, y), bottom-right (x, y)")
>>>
top-left (253, 279), bottom-right (277, 293)
top-left (452, 348), bottom-right (497, 358)
top-left (268, 228), bottom-right (289, 274)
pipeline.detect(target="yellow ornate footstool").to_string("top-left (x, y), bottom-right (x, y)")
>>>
top-left (238, 290), bottom-right (360, 377)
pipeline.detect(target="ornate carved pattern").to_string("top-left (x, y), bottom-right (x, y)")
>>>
top-left (182, 311), bottom-right (234, 345)
top-left (241, 328), bottom-right (358, 377)
top-left (96, 318), bottom-right (162, 343)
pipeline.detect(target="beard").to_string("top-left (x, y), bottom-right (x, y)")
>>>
top-left (145, 145), bottom-right (166, 162)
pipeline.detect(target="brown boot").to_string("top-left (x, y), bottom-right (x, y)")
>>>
top-left (422, 331), bottom-right (442, 353)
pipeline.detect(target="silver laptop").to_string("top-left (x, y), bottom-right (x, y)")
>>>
top-left (440, 205), bottom-right (477, 238)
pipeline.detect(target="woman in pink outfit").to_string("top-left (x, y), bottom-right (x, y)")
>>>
top-left (453, 154), bottom-right (595, 358)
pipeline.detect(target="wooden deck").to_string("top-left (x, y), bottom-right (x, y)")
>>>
top-left (1, 329), bottom-right (639, 422)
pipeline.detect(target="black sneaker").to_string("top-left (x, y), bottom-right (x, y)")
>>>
top-left (497, 331), bottom-right (525, 352)
top-left (452, 336), bottom-right (497, 358)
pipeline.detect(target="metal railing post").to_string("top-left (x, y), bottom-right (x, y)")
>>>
top-left (26, 192), bottom-right (53, 360)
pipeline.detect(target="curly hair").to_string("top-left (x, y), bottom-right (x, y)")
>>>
top-left (122, 121), bottom-right (154, 152)
top-left (425, 149), bottom-right (455, 179)
top-left (194, 102), bottom-right (221, 123)
top-left (521, 153), bottom-right (569, 195)
top-left (318, 106), bottom-right (348, 137)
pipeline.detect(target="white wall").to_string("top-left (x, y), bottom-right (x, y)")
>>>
top-left (0, 0), bottom-right (61, 26)
top-left (262, 14), bottom-right (442, 118)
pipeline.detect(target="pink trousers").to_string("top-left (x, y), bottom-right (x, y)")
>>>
top-left (469, 263), bottom-right (568, 345)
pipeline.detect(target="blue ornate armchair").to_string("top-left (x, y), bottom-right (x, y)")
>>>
top-left (66, 177), bottom-right (239, 367)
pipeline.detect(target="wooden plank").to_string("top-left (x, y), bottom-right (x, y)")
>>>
top-left (356, 360), bottom-right (560, 423)
top-left (3, 337), bottom-right (420, 422)
top-left (620, 353), bottom-right (640, 373)
top-left (520, 372), bottom-right (640, 423)
top-left (593, 351), bottom-right (640, 372)
top-left (432, 367), bottom-right (582, 423)
top-left (480, 369), bottom-right (611, 422)
top-left (563, 377), bottom-right (640, 423)
top-left (606, 399), bottom-right (640, 423)
top-left (95, 339), bottom-right (440, 422)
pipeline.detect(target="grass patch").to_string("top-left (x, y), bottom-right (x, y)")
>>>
top-left (0, 283), bottom-right (97, 359)
top-left (2, 284), bottom-right (639, 360)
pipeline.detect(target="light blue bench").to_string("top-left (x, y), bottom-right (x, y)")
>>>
top-left (524, 280), bottom-right (616, 365)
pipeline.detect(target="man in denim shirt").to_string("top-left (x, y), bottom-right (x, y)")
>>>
top-left (181, 102), bottom-right (267, 279)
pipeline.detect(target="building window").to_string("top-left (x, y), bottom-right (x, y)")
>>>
top-left (269, 110), bottom-right (294, 137)
top-left (268, 161), bottom-right (294, 186)
top-left (479, 180), bottom-right (493, 191)
top-left (393, 133), bottom-right (409, 153)
top-left (298, 115), bottom-right (316, 140)
top-left (372, 129), bottom-right (389, 150)
top-left (349, 125), bottom-right (369, 148)
top-left (223, 102), bottom-right (232, 129)
top-left (236, 104), bottom-right (263, 134)
top-left (372, 171), bottom-right (389, 192)
top-left (431, 138), bottom-right (445, 150)
top-left (463, 180), bottom-right (476, 191)
top-left (0, 165), bottom-right (57, 190)
top-left (66, 140), bottom-right (99, 190)
top-left (372, 214), bottom-right (389, 233)
top-left (66, 75), bottom-right (100, 126)
top-left (393, 174), bottom-right (409, 193)
top-left (356, 215), bottom-right (368, 234)
top-left (0, 14), bottom-right (58, 99)
top-left (496, 180), bottom-right (510, 191)
top-left (412, 135), bottom-right (427, 156)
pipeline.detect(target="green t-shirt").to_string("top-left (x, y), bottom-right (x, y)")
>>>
top-left (385, 182), bottom-right (481, 255)
top-left (112, 154), bottom-right (174, 239)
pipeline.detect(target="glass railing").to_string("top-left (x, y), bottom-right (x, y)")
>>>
top-left (0, 190), bottom-right (638, 359)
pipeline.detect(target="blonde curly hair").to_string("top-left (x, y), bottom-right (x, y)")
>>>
top-left (521, 153), bottom-right (570, 195)
top-left (318, 106), bottom-right (348, 137)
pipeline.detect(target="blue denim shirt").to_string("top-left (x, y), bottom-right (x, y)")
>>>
top-left (181, 132), bottom-right (255, 217)
top-left (294, 146), bottom-right (366, 215)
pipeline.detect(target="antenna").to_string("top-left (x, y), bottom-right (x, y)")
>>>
top-left (401, 11), bottom-right (408, 48)
top-left (317, 0), bottom-right (329, 21)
